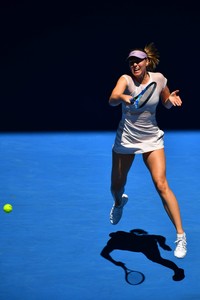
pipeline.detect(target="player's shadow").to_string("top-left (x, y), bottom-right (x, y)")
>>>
top-left (100, 229), bottom-right (185, 282)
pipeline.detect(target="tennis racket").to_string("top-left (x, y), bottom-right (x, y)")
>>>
top-left (130, 81), bottom-right (157, 109)
top-left (122, 265), bottom-right (145, 285)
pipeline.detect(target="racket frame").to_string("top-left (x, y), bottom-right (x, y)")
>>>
top-left (130, 81), bottom-right (157, 109)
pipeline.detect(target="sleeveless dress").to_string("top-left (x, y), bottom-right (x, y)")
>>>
top-left (113, 72), bottom-right (167, 154)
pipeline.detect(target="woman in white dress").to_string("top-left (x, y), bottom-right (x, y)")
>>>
top-left (109, 42), bottom-right (187, 259)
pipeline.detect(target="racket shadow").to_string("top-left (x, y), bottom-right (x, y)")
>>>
top-left (121, 264), bottom-right (145, 285)
top-left (100, 229), bottom-right (185, 283)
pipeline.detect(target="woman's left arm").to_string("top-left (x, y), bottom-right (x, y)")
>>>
top-left (161, 85), bottom-right (182, 109)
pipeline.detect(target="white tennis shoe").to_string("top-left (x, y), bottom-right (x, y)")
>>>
top-left (174, 233), bottom-right (187, 258)
top-left (110, 194), bottom-right (128, 225)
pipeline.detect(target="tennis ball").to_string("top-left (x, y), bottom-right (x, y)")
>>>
top-left (3, 204), bottom-right (13, 213)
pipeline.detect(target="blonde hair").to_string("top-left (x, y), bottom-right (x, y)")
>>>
top-left (144, 42), bottom-right (160, 71)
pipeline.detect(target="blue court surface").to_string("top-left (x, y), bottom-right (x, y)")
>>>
top-left (0, 131), bottom-right (199, 300)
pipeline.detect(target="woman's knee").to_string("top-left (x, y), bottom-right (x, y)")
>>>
top-left (154, 178), bottom-right (168, 195)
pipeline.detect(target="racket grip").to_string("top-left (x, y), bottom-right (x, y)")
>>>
top-left (130, 98), bottom-right (139, 109)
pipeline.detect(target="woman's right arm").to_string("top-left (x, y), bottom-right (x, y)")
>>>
top-left (109, 76), bottom-right (133, 106)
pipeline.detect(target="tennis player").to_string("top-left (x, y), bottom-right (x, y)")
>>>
top-left (109, 42), bottom-right (187, 258)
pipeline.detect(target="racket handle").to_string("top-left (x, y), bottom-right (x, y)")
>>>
top-left (130, 98), bottom-right (139, 109)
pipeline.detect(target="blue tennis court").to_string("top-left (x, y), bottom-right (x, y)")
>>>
top-left (0, 131), bottom-right (199, 300)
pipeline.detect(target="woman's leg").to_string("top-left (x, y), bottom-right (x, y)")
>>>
top-left (111, 150), bottom-right (135, 206)
top-left (143, 148), bottom-right (187, 258)
top-left (110, 150), bottom-right (135, 225)
top-left (143, 148), bottom-right (184, 233)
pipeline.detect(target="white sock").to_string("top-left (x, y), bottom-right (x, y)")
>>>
top-left (177, 232), bottom-right (186, 238)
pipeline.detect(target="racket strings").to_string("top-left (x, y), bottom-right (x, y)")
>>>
top-left (131, 82), bottom-right (157, 109)
top-left (138, 86), bottom-right (155, 106)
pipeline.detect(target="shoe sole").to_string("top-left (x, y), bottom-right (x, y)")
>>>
top-left (174, 252), bottom-right (187, 259)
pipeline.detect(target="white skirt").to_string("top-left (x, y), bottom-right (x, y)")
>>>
top-left (113, 111), bottom-right (164, 154)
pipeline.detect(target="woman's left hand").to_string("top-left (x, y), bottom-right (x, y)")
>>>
top-left (168, 90), bottom-right (182, 106)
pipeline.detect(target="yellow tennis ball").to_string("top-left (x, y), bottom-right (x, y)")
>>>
top-left (3, 204), bottom-right (13, 213)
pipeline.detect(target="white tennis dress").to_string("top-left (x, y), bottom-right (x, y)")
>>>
top-left (113, 72), bottom-right (167, 154)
